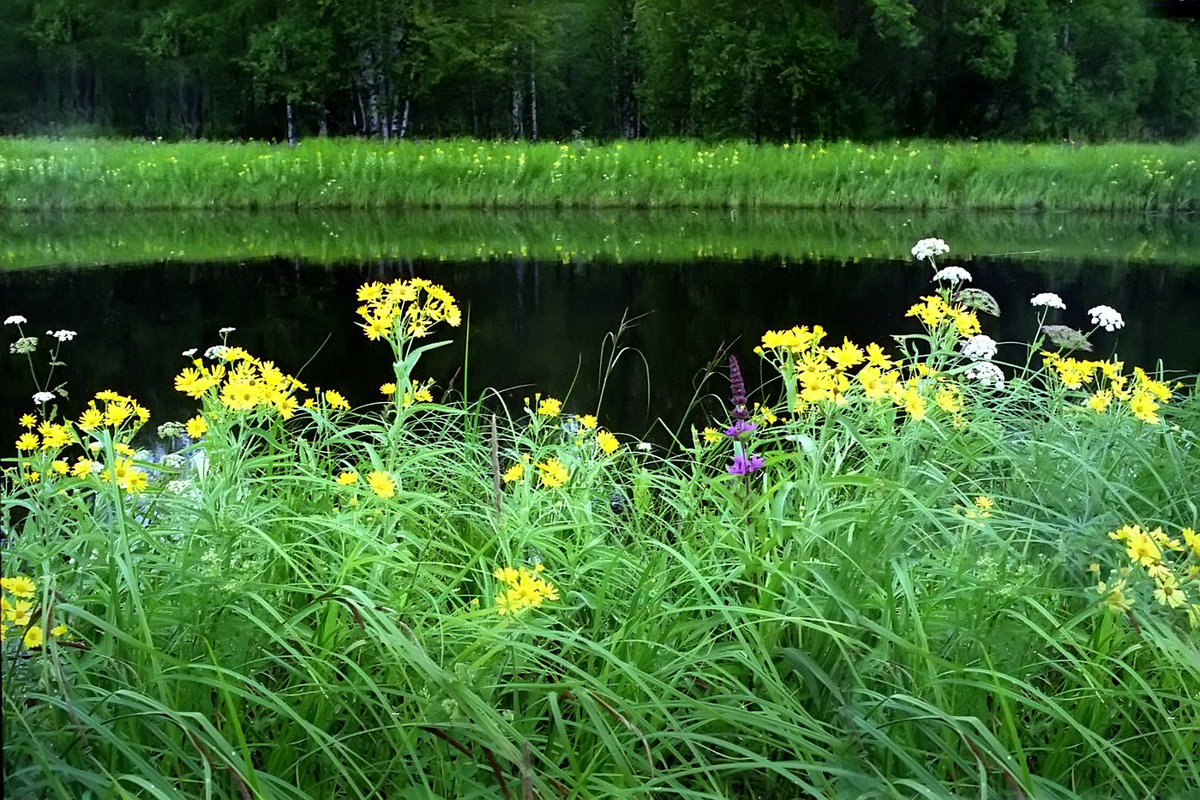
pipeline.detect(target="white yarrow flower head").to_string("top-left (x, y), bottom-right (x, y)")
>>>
top-left (49, 329), bottom-right (76, 342)
top-left (931, 266), bottom-right (972, 285)
top-left (911, 238), bottom-right (950, 261)
top-left (636, 442), bottom-right (653, 452)
top-left (218, 326), bottom-right (236, 335)
top-left (1088, 305), bottom-right (1125, 332)
top-left (960, 334), bottom-right (998, 362)
top-left (1030, 292), bottom-right (1066, 310)
top-left (32, 391), bottom-right (56, 405)
top-left (965, 362), bottom-right (1005, 389)
top-left (204, 345), bottom-right (229, 360)
top-left (182, 348), bottom-right (198, 357)
top-left (4, 315), bottom-right (27, 325)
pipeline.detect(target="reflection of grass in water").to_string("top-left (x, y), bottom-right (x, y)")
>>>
top-left (4, 207), bottom-right (1200, 271)
top-left (4, 263), bottom-right (1200, 799)
top-left (1, 137), bottom-right (1197, 214)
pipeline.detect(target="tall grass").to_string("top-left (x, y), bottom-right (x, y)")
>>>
top-left (4, 207), bottom-right (1200, 272)
top-left (3, 240), bottom-right (1199, 798)
top-left (1, 137), bottom-right (1197, 213)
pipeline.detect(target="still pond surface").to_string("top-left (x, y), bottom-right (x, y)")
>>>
top-left (3, 210), bottom-right (1200, 452)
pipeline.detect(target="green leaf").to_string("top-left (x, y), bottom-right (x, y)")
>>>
top-left (1040, 325), bottom-right (1093, 352)
top-left (958, 288), bottom-right (1001, 317)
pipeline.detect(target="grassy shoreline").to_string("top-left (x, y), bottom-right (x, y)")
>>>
top-left (4, 247), bottom-right (1199, 798)
top-left (5, 207), bottom-right (1200, 271)
top-left (1, 137), bottom-right (1197, 213)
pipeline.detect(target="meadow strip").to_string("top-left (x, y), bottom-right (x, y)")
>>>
top-left (1, 137), bottom-right (1197, 213)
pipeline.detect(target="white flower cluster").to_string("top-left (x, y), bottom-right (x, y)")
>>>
top-left (4, 315), bottom-right (27, 326)
top-left (1088, 305), bottom-right (1125, 332)
top-left (182, 347), bottom-right (198, 357)
top-left (960, 334), bottom-right (998, 362)
top-left (965, 362), bottom-right (1005, 389)
top-left (912, 238), bottom-right (950, 261)
top-left (47, 329), bottom-right (76, 342)
top-left (931, 266), bottom-right (972, 284)
top-left (157, 421), bottom-right (186, 439)
top-left (205, 345), bottom-right (229, 360)
top-left (32, 391), bottom-right (56, 405)
top-left (1030, 292), bottom-right (1066, 310)
top-left (218, 326), bottom-right (236, 335)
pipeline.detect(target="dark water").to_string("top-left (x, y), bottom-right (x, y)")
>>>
top-left (3, 254), bottom-right (1199, 454)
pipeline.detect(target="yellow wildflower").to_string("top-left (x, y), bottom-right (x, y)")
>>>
top-left (1154, 574), bottom-right (1188, 609)
top-left (596, 430), bottom-right (620, 455)
top-left (18, 413), bottom-right (36, 428)
top-left (1125, 529), bottom-right (1162, 568)
top-left (2, 576), bottom-right (36, 598)
top-left (537, 397), bottom-right (562, 417)
top-left (78, 406), bottom-right (104, 430)
top-left (366, 470), bottom-right (396, 498)
top-left (324, 390), bottom-right (350, 410)
top-left (536, 458), bottom-right (569, 489)
top-left (22, 624), bottom-right (43, 650)
top-left (502, 462), bottom-right (525, 483)
top-left (336, 471), bottom-right (359, 486)
top-left (186, 415), bottom-right (208, 438)
top-left (493, 565), bottom-right (559, 616)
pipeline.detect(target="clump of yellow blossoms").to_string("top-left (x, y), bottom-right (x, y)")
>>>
top-left (11, 390), bottom-right (151, 494)
top-left (755, 325), bottom-right (963, 425)
top-left (905, 295), bottom-right (983, 339)
top-left (356, 278), bottom-right (461, 341)
top-left (176, 347), bottom-right (309, 419)
top-left (536, 458), bottom-right (569, 489)
top-left (1, 575), bottom-right (67, 649)
top-left (1042, 353), bottom-right (1173, 424)
top-left (493, 564), bottom-right (559, 616)
top-left (1101, 523), bottom-right (1200, 627)
top-left (401, 379), bottom-right (435, 408)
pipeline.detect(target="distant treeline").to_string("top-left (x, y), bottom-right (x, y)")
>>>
top-left (2, 0), bottom-right (1199, 143)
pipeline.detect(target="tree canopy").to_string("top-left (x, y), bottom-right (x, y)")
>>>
top-left (1, 0), bottom-right (1197, 141)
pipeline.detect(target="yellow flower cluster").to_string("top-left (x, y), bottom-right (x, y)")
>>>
top-left (905, 295), bottom-right (982, 338)
top-left (501, 456), bottom-right (571, 488)
top-left (11, 390), bottom-right (151, 494)
top-left (175, 349), bottom-right (308, 418)
top-left (1, 575), bottom-right (66, 649)
top-left (1042, 354), bottom-right (1172, 424)
top-left (958, 495), bottom-right (994, 520)
top-left (332, 469), bottom-right (396, 500)
top-left (569, 412), bottom-right (621, 456)
top-left (493, 564), bottom-right (559, 616)
top-left (401, 379), bottom-right (435, 408)
top-left (1103, 524), bottom-right (1200, 626)
top-left (756, 326), bottom-right (960, 424)
top-left (536, 458), bottom-right (570, 488)
top-left (356, 278), bottom-right (461, 341)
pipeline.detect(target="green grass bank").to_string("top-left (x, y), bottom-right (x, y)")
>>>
top-left (5, 207), bottom-right (1200, 271)
top-left (3, 241), bottom-right (1200, 798)
top-left (1, 137), bottom-right (1197, 212)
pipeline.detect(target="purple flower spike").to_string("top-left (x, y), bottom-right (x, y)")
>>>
top-left (729, 355), bottom-right (748, 421)
top-left (724, 420), bottom-right (758, 439)
top-left (727, 453), bottom-right (765, 476)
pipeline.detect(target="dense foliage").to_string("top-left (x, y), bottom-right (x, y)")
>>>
top-left (3, 241), bottom-right (1199, 798)
top-left (2, 0), bottom-right (1199, 142)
